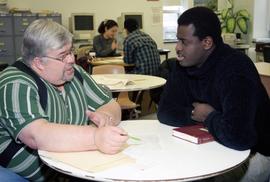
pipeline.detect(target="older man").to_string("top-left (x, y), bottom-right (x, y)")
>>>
top-left (0, 19), bottom-right (128, 181)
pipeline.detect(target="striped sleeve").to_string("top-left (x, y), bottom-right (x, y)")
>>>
top-left (0, 81), bottom-right (47, 140)
top-left (74, 65), bottom-right (113, 111)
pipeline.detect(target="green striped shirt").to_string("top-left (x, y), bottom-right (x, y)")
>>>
top-left (0, 64), bottom-right (112, 181)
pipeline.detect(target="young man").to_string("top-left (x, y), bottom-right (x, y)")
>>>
top-left (0, 19), bottom-right (128, 181)
top-left (157, 7), bottom-right (270, 181)
top-left (123, 18), bottom-right (160, 76)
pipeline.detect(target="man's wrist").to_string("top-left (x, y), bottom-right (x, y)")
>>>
top-left (92, 127), bottom-right (98, 149)
top-left (99, 111), bottom-right (114, 125)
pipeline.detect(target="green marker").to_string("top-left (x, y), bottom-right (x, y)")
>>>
top-left (129, 135), bottom-right (141, 141)
top-left (121, 134), bottom-right (141, 141)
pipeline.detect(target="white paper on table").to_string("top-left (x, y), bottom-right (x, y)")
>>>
top-left (39, 150), bottom-right (135, 173)
top-left (94, 77), bottom-right (135, 87)
top-left (123, 135), bottom-right (162, 171)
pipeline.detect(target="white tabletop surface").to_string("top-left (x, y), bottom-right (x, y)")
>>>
top-left (91, 74), bottom-right (166, 92)
top-left (39, 120), bottom-right (250, 182)
top-left (254, 62), bottom-right (270, 76)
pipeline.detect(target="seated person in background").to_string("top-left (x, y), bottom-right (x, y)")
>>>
top-left (93, 19), bottom-right (120, 57)
top-left (157, 7), bottom-right (270, 182)
top-left (123, 18), bottom-right (160, 76)
top-left (0, 19), bottom-right (128, 181)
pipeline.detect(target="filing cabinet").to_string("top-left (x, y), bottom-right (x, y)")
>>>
top-left (14, 36), bottom-right (23, 59)
top-left (0, 14), bottom-right (13, 36)
top-left (37, 13), bottom-right (62, 24)
top-left (13, 13), bottom-right (37, 36)
top-left (0, 12), bottom-right (62, 65)
top-left (0, 13), bottom-right (14, 64)
top-left (13, 13), bottom-right (37, 59)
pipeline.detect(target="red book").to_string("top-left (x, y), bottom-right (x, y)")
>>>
top-left (172, 123), bottom-right (214, 144)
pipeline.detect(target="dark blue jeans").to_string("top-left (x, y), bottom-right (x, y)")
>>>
top-left (0, 166), bottom-right (28, 182)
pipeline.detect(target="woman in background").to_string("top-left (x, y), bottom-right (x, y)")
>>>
top-left (93, 19), bottom-right (120, 57)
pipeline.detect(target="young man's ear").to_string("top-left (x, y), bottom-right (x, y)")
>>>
top-left (203, 36), bottom-right (214, 50)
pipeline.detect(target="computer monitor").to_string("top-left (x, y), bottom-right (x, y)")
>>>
top-left (117, 12), bottom-right (143, 32)
top-left (70, 13), bottom-right (95, 41)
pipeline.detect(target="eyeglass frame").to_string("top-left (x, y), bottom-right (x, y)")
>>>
top-left (42, 47), bottom-right (75, 63)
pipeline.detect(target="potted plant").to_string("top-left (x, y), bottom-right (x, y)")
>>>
top-left (218, 0), bottom-right (250, 35)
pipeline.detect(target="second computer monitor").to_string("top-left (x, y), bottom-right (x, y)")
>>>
top-left (117, 12), bottom-right (143, 32)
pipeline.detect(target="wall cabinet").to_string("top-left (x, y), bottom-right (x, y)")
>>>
top-left (0, 13), bottom-right (61, 65)
top-left (0, 14), bottom-right (14, 65)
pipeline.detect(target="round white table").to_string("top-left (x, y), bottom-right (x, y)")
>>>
top-left (254, 62), bottom-right (270, 96)
top-left (39, 120), bottom-right (250, 182)
top-left (254, 62), bottom-right (270, 76)
top-left (91, 74), bottom-right (166, 92)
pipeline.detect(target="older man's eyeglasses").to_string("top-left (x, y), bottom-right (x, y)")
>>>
top-left (42, 48), bottom-right (75, 62)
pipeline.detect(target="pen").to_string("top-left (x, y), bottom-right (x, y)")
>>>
top-left (120, 134), bottom-right (141, 141)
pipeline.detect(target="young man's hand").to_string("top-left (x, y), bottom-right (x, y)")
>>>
top-left (191, 102), bottom-right (215, 122)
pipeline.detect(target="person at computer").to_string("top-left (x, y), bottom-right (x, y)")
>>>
top-left (157, 7), bottom-right (270, 182)
top-left (93, 19), bottom-right (121, 57)
top-left (123, 18), bottom-right (160, 76)
top-left (0, 19), bottom-right (128, 181)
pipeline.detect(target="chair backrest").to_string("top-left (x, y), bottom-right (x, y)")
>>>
top-left (92, 65), bottom-right (125, 74)
top-left (149, 58), bottom-right (177, 105)
top-left (263, 45), bottom-right (270, 63)
top-left (159, 58), bottom-right (176, 79)
top-left (92, 65), bottom-right (135, 113)
top-left (76, 56), bottom-right (90, 72)
top-left (76, 46), bottom-right (91, 60)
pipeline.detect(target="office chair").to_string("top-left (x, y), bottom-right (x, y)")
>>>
top-left (92, 65), bottom-right (141, 119)
top-left (149, 58), bottom-right (176, 109)
top-left (76, 46), bottom-right (91, 60)
top-left (75, 46), bottom-right (92, 72)
top-left (263, 45), bottom-right (270, 63)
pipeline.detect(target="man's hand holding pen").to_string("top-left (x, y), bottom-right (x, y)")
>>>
top-left (86, 110), bottom-right (129, 154)
top-left (94, 126), bottom-right (128, 154)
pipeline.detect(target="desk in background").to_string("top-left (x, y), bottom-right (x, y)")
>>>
top-left (158, 48), bottom-right (171, 60)
top-left (88, 57), bottom-right (135, 73)
top-left (232, 44), bottom-right (250, 55)
top-left (92, 73), bottom-right (165, 117)
top-left (254, 62), bottom-right (270, 96)
top-left (254, 40), bottom-right (270, 62)
top-left (91, 74), bottom-right (166, 92)
top-left (39, 120), bottom-right (250, 182)
top-left (89, 57), bottom-right (134, 67)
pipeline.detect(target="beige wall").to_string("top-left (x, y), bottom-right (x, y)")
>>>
top-left (164, 0), bottom-right (256, 59)
top-left (7, 0), bottom-right (257, 60)
top-left (253, 0), bottom-right (270, 38)
top-left (8, 0), bottom-right (164, 47)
